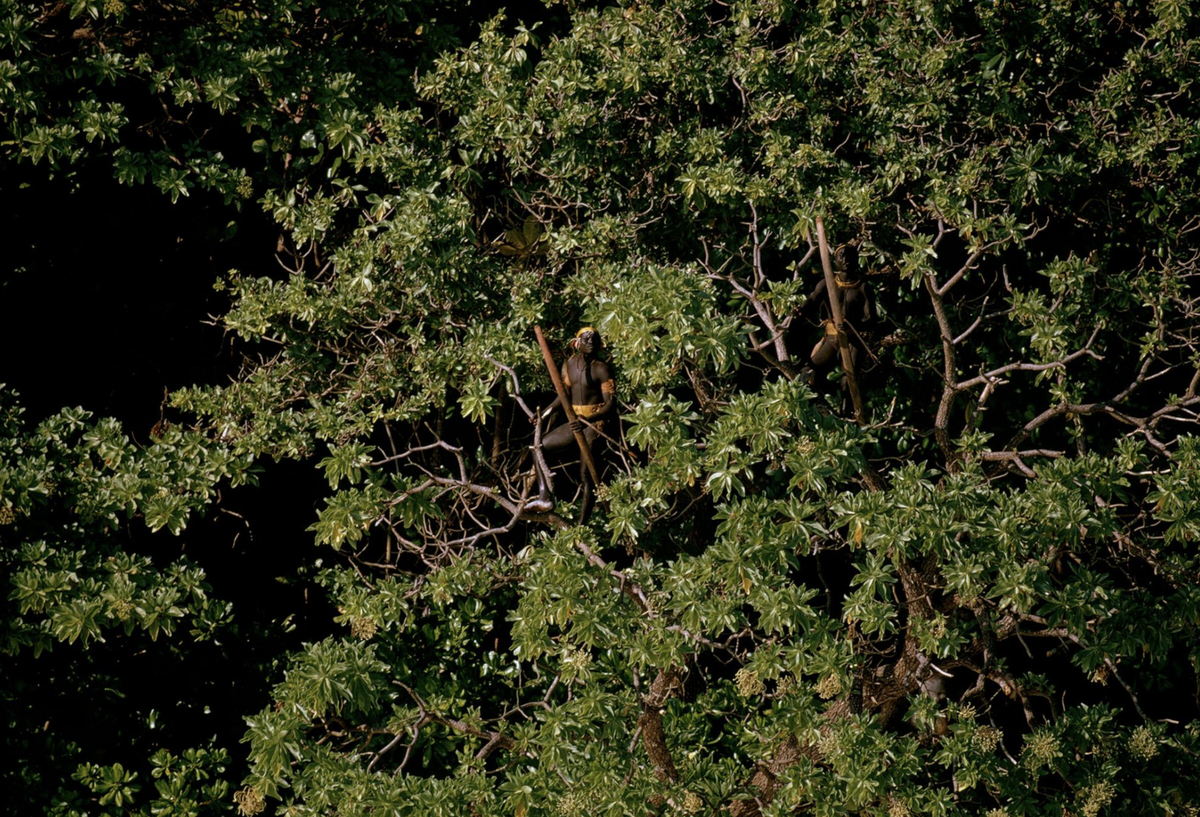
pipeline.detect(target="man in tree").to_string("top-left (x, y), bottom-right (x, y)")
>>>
top-left (801, 244), bottom-right (873, 406)
top-left (13, 1), bottom-right (1200, 814)
top-left (527, 327), bottom-right (616, 521)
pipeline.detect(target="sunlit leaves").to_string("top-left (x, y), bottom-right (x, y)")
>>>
top-left (318, 442), bottom-right (373, 490)
top-left (8, 0), bottom-right (1200, 814)
top-left (1, 395), bottom-right (240, 656)
top-left (583, 261), bottom-right (746, 387)
top-left (457, 378), bottom-right (499, 424)
top-left (308, 484), bottom-right (387, 550)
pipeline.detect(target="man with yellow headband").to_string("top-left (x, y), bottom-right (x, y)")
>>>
top-left (526, 326), bottom-right (616, 520)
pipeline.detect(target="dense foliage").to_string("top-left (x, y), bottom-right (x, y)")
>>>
top-left (4, 0), bottom-right (1200, 815)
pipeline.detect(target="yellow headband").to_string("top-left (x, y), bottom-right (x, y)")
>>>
top-left (575, 326), bottom-right (597, 337)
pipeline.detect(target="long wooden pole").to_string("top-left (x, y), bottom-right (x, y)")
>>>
top-left (815, 217), bottom-right (866, 424)
top-left (534, 326), bottom-right (601, 485)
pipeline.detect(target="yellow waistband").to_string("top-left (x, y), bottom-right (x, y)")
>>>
top-left (573, 403), bottom-right (603, 418)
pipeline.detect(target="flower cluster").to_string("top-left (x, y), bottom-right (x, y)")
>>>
top-left (110, 599), bottom-right (134, 621)
top-left (1128, 726), bottom-right (1158, 760)
top-left (974, 726), bottom-right (1002, 753)
top-left (555, 793), bottom-right (583, 816)
top-left (350, 616), bottom-right (378, 640)
top-left (950, 702), bottom-right (977, 722)
top-left (234, 787), bottom-right (266, 817)
top-left (1076, 780), bottom-right (1115, 817)
top-left (1023, 731), bottom-right (1061, 770)
top-left (735, 667), bottom-right (764, 698)
top-left (815, 674), bottom-right (843, 700)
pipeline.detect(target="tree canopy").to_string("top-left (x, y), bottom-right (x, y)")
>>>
top-left (3, 1), bottom-right (1200, 816)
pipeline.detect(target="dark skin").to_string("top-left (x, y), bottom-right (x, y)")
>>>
top-left (803, 275), bottom-right (872, 369)
top-left (527, 329), bottom-right (616, 521)
top-left (801, 245), bottom-right (872, 395)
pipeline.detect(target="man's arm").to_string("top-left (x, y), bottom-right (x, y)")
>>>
top-left (591, 361), bottom-right (617, 418)
top-left (802, 276), bottom-right (828, 313)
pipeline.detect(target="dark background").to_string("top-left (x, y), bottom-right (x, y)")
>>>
top-left (0, 163), bottom-right (335, 811)
top-left (1, 164), bottom-right (256, 429)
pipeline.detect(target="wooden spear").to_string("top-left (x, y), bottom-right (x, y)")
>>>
top-left (815, 216), bottom-right (866, 424)
top-left (534, 326), bottom-right (601, 485)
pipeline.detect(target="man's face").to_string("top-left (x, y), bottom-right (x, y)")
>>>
top-left (577, 331), bottom-right (599, 354)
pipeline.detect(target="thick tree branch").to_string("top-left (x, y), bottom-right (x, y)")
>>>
top-left (639, 667), bottom-right (682, 785)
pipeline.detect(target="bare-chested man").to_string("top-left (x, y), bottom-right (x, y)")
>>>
top-left (526, 327), bottom-right (615, 521)
top-left (801, 244), bottom-right (872, 405)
